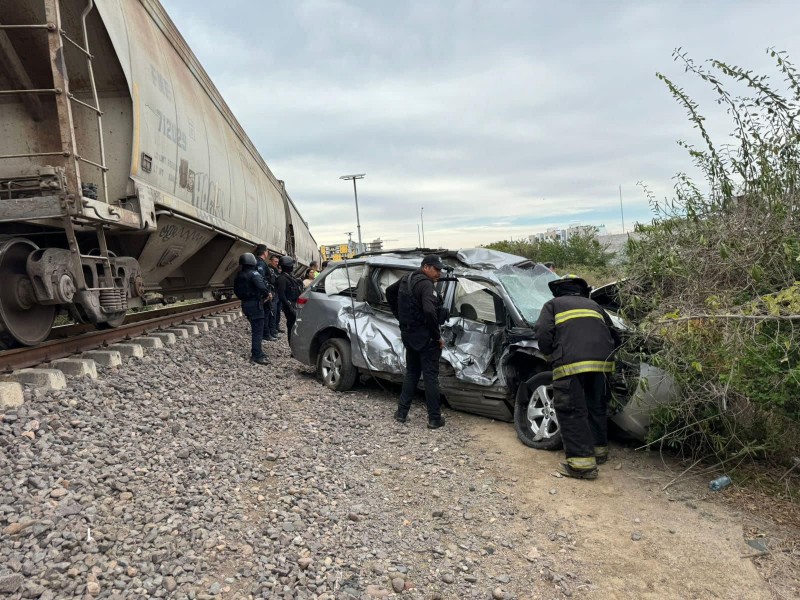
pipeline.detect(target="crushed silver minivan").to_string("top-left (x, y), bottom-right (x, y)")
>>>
top-left (289, 248), bottom-right (675, 450)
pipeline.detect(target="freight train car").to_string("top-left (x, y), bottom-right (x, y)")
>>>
top-left (0, 0), bottom-right (319, 347)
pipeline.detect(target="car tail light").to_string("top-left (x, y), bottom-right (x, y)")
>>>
top-left (297, 296), bottom-right (308, 306)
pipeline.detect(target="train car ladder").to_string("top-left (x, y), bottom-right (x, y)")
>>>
top-left (0, 0), bottom-right (115, 292)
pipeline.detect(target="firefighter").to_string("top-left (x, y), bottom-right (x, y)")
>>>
top-left (386, 254), bottom-right (448, 429)
top-left (534, 274), bottom-right (620, 479)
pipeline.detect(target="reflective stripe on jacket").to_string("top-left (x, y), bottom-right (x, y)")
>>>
top-left (534, 295), bottom-right (617, 380)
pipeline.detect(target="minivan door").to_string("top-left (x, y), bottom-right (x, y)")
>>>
top-left (441, 277), bottom-right (506, 387)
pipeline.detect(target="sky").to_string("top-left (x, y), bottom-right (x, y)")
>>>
top-left (160, 0), bottom-right (800, 249)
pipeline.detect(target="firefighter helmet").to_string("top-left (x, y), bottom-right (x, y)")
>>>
top-left (547, 273), bottom-right (590, 296)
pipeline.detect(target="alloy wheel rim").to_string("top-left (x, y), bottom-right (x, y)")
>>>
top-left (527, 383), bottom-right (559, 441)
top-left (321, 347), bottom-right (342, 386)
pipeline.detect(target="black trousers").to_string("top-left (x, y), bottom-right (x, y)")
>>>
top-left (398, 342), bottom-right (442, 420)
top-left (552, 372), bottom-right (608, 459)
top-left (281, 303), bottom-right (296, 342)
top-left (247, 316), bottom-right (265, 359)
top-left (262, 300), bottom-right (274, 337)
top-left (270, 297), bottom-right (281, 335)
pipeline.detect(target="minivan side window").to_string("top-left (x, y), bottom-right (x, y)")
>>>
top-left (313, 263), bottom-right (365, 296)
top-left (366, 267), bottom-right (411, 310)
top-left (455, 279), bottom-right (500, 323)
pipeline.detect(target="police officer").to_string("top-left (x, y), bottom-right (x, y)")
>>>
top-left (534, 275), bottom-right (620, 479)
top-left (233, 253), bottom-right (270, 365)
top-left (254, 244), bottom-right (278, 342)
top-left (275, 255), bottom-right (300, 342)
top-left (386, 254), bottom-right (447, 429)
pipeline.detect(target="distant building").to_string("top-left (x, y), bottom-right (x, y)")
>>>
top-left (366, 238), bottom-right (384, 253)
top-left (320, 237), bottom-right (391, 261)
top-left (530, 227), bottom-right (567, 243)
top-left (320, 241), bottom-right (366, 262)
top-left (530, 223), bottom-right (607, 243)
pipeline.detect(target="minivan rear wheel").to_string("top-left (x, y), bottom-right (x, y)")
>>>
top-left (514, 371), bottom-right (563, 450)
top-left (317, 338), bottom-right (358, 391)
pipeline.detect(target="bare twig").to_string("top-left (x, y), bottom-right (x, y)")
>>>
top-left (740, 551), bottom-right (770, 559)
top-left (662, 457), bottom-right (705, 491)
top-left (655, 314), bottom-right (800, 325)
top-left (777, 457), bottom-right (800, 483)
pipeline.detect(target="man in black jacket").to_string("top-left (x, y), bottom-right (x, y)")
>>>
top-left (276, 255), bottom-right (300, 342)
top-left (534, 275), bottom-right (620, 479)
top-left (386, 255), bottom-right (447, 429)
top-left (234, 253), bottom-right (270, 365)
top-left (254, 244), bottom-right (278, 342)
top-left (267, 254), bottom-right (283, 337)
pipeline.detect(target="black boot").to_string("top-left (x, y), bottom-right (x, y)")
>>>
top-left (558, 462), bottom-right (598, 480)
top-left (427, 416), bottom-right (445, 429)
top-left (393, 409), bottom-right (408, 423)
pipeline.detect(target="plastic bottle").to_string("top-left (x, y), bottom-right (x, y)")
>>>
top-left (709, 475), bottom-right (732, 491)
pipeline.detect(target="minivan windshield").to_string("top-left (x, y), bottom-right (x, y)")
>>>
top-left (495, 264), bottom-right (559, 325)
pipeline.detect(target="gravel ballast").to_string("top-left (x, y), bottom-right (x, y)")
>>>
top-left (0, 319), bottom-right (587, 599)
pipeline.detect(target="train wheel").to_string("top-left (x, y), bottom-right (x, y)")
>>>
top-left (0, 238), bottom-right (56, 348)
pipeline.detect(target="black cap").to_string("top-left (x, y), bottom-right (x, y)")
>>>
top-left (421, 254), bottom-right (445, 270)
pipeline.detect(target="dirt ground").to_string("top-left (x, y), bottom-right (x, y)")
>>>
top-left (466, 418), bottom-right (800, 600)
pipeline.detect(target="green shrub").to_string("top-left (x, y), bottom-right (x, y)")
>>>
top-left (485, 232), bottom-right (618, 284)
top-left (622, 49), bottom-right (800, 471)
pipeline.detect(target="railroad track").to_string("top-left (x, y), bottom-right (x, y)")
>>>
top-left (45, 300), bottom-right (233, 340)
top-left (0, 300), bottom-right (241, 372)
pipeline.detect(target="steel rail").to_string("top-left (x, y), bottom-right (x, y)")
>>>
top-left (0, 300), bottom-right (240, 372)
top-left (46, 300), bottom-right (234, 340)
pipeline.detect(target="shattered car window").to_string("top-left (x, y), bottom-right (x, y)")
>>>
top-left (325, 264), bottom-right (365, 296)
top-left (495, 264), bottom-right (559, 324)
top-left (455, 280), bottom-right (499, 323)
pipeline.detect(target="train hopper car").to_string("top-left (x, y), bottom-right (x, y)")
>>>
top-left (0, 0), bottom-right (319, 347)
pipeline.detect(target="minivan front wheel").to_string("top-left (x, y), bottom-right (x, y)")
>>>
top-left (514, 371), bottom-right (563, 450)
top-left (316, 338), bottom-right (358, 391)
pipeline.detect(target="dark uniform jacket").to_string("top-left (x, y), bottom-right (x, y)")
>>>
top-left (276, 272), bottom-right (298, 317)
top-left (267, 264), bottom-right (280, 286)
top-left (234, 266), bottom-right (269, 319)
top-left (386, 270), bottom-right (444, 351)
top-left (534, 294), bottom-right (619, 380)
top-left (255, 257), bottom-right (275, 297)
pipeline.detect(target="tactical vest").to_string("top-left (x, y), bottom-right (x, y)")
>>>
top-left (397, 272), bottom-right (439, 331)
top-left (256, 258), bottom-right (276, 287)
top-left (233, 269), bottom-right (263, 301)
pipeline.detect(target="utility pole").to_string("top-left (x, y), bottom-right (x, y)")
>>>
top-left (420, 206), bottom-right (426, 247)
top-left (340, 174), bottom-right (365, 245)
top-left (417, 224), bottom-right (421, 247)
top-left (619, 184), bottom-right (625, 233)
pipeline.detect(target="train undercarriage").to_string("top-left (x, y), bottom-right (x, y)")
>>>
top-left (1, 0), bottom-right (318, 348)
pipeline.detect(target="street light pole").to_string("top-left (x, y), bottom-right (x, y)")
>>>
top-left (420, 206), bottom-right (425, 247)
top-left (340, 174), bottom-right (365, 246)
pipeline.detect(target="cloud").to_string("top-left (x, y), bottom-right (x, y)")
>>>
top-left (160, 0), bottom-right (800, 248)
